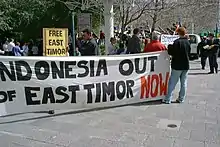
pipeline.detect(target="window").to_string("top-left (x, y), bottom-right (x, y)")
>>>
top-left (189, 35), bottom-right (197, 44)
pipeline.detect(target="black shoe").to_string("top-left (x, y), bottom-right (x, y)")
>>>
top-left (176, 99), bottom-right (184, 104)
top-left (215, 68), bottom-right (218, 73)
top-left (202, 67), bottom-right (205, 70)
top-left (208, 72), bottom-right (214, 74)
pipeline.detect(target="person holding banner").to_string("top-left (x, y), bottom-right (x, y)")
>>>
top-left (163, 27), bottom-right (191, 104)
top-left (143, 32), bottom-right (166, 53)
top-left (126, 28), bottom-right (141, 54)
top-left (12, 42), bottom-right (24, 56)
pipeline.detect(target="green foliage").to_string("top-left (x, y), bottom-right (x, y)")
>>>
top-left (99, 45), bottom-right (106, 55)
top-left (91, 13), bottom-right (103, 33)
top-left (0, 0), bottom-right (103, 40)
top-left (0, 0), bottom-right (54, 33)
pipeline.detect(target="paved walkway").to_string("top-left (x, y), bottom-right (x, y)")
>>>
top-left (0, 60), bottom-right (220, 147)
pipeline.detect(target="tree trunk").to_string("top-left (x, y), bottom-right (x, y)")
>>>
top-left (150, 0), bottom-right (159, 39)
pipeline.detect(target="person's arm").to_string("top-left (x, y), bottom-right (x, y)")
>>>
top-left (143, 45), bottom-right (148, 53)
top-left (0, 50), bottom-right (4, 54)
top-left (167, 44), bottom-right (174, 56)
top-left (188, 43), bottom-right (191, 57)
top-left (137, 38), bottom-right (141, 53)
top-left (18, 47), bottom-right (24, 53)
top-left (162, 44), bottom-right (167, 51)
top-left (197, 43), bottom-right (201, 55)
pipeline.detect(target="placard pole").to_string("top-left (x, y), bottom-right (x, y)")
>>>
top-left (72, 11), bottom-right (76, 56)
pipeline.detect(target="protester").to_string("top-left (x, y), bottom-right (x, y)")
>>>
top-left (28, 39), bottom-right (34, 56)
top-left (163, 27), bottom-right (191, 104)
top-left (108, 37), bottom-right (117, 55)
top-left (206, 33), bottom-right (219, 74)
top-left (99, 30), bottom-right (105, 45)
top-left (0, 50), bottom-right (4, 55)
top-left (79, 29), bottom-right (99, 56)
top-left (92, 33), bottom-right (99, 44)
top-left (12, 42), bottom-right (24, 56)
top-left (126, 28), bottom-right (141, 54)
top-left (22, 42), bottom-right (29, 56)
top-left (7, 39), bottom-right (15, 56)
top-left (144, 36), bottom-right (151, 48)
top-left (143, 32), bottom-right (166, 53)
top-left (117, 42), bottom-right (126, 54)
top-left (37, 39), bottom-right (43, 56)
top-left (2, 39), bottom-right (9, 56)
top-left (32, 42), bottom-right (39, 56)
top-left (197, 36), bottom-right (208, 69)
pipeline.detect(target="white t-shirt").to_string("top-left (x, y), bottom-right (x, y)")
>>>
top-left (3, 44), bottom-right (8, 51)
top-left (7, 42), bottom-right (15, 52)
top-left (0, 50), bottom-right (4, 55)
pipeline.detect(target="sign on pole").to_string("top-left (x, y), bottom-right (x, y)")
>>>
top-left (161, 34), bottom-right (179, 47)
top-left (77, 13), bottom-right (92, 33)
top-left (43, 28), bottom-right (68, 56)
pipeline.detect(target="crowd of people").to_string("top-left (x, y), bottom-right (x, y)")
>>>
top-left (0, 28), bottom-right (166, 57)
top-left (0, 27), bottom-right (219, 105)
top-left (197, 33), bottom-right (220, 74)
top-left (0, 39), bottom-right (43, 56)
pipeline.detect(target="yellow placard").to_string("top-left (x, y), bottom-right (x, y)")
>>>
top-left (43, 28), bottom-right (68, 56)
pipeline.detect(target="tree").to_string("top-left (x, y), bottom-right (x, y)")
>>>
top-left (114, 0), bottom-right (154, 33)
top-left (57, 0), bottom-right (104, 33)
top-left (0, 0), bottom-right (54, 36)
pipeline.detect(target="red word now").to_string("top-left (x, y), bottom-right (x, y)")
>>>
top-left (140, 72), bottom-right (170, 99)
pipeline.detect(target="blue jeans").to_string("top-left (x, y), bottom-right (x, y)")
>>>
top-left (164, 69), bottom-right (188, 103)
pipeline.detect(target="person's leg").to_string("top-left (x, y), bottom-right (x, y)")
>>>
top-left (214, 53), bottom-right (218, 73)
top-left (163, 69), bottom-right (181, 104)
top-left (204, 55), bottom-right (208, 68)
top-left (208, 55), bottom-right (214, 73)
top-left (201, 55), bottom-right (206, 69)
top-left (177, 70), bottom-right (189, 103)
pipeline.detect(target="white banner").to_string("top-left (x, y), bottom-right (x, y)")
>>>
top-left (161, 35), bottom-right (179, 47)
top-left (0, 52), bottom-right (170, 116)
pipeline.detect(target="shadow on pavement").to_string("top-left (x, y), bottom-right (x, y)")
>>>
top-left (190, 68), bottom-right (202, 70)
top-left (0, 111), bottom-right (50, 118)
top-left (188, 72), bottom-right (208, 75)
top-left (0, 100), bottom-right (162, 124)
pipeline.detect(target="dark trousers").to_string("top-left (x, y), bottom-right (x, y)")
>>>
top-left (201, 54), bottom-right (208, 68)
top-left (209, 53), bottom-right (218, 72)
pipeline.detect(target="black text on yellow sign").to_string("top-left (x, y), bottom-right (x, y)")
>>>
top-left (43, 28), bottom-right (68, 56)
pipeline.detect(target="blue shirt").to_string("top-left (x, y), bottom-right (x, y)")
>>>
top-left (12, 46), bottom-right (23, 56)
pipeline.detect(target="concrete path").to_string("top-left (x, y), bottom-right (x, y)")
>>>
top-left (0, 59), bottom-right (219, 147)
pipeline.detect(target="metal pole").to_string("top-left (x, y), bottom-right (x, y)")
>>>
top-left (177, 0), bottom-right (181, 26)
top-left (72, 11), bottom-right (76, 56)
top-left (191, 22), bottom-right (194, 34)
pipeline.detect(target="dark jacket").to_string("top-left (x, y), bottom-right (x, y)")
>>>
top-left (168, 37), bottom-right (191, 70)
top-left (126, 35), bottom-right (141, 54)
top-left (206, 39), bottom-right (219, 55)
top-left (197, 40), bottom-right (207, 55)
top-left (80, 38), bottom-right (99, 56)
